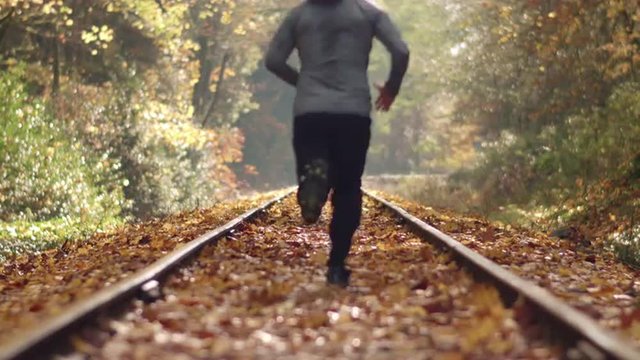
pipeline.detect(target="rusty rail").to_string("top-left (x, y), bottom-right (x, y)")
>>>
top-left (0, 191), bottom-right (293, 360)
top-left (365, 190), bottom-right (639, 360)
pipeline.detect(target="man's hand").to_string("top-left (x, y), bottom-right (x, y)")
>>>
top-left (375, 84), bottom-right (395, 112)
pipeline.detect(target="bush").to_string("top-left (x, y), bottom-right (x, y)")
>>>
top-left (0, 67), bottom-right (126, 260)
top-left (0, 68), bottom-right (126, 223)
top-left (610, 225), bottom-right (640, 269)
top-left (0, 64), bottom-right (245, 259)
top-left (54, 78), bottom-right (242, 219)
top-left (461, 82), bottom-right (640, 211)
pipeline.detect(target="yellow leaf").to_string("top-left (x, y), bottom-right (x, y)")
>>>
top-left (310, 251), bottom-right (327, 265)
top-left (385, 283), bottom-right (410, 302)
top-left (558, 267), bottom-right (572, 277)
top-left (221, 11), bottom-right (232, 25)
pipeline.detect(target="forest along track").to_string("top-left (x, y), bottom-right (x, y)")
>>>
top-left (1, 192), bottom-right (639, 359)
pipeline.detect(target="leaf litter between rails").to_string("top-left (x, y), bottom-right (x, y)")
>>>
top-left (64, 197), bottom-right (560, 359)
top-left (378, 192), bottom-right (640, 345)
top-left (0, 192), bottom-right (281, 345)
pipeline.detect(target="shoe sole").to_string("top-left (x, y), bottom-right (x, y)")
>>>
top-left (299, 182), bottom-right (324, 223)
top-left (327, 278), bottom-right (349, 287)
top-left (298, 161), bottom-right (329, 224)
top-left (326, 268), bottom-right (351, 287)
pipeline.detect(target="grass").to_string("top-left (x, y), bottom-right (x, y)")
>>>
top-left (0, 216), bottom-right (122, 262)
top-left (610, 226), bottom-right (640, 270)
top-left (367, 174), bottom-right (640, 269)
top-left (364, 174), bottom-right (479, 214)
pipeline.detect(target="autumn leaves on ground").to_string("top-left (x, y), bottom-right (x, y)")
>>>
top-left (1, 192), bottom-right (639, 359)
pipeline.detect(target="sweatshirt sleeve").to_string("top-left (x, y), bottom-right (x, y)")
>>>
top-left (373, 11), bottom-right (410, 97)
top-left (264, 9), bottom-right (299, 87)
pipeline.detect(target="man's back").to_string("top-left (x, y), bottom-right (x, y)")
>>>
top-left (266, 0), bottom-right (409, 116)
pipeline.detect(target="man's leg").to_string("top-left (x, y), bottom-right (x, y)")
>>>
top-left (326, 114), bottom-right (371, 285)
top-left (293, 113), bottom-right (330, 224)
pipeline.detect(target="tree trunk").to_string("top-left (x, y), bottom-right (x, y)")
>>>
top-left (52, 30), bottom-right (60, 95)
top-left (201, 52), bottom-right (230, 127)
top-left (0, 8), bottom-right (14, 46)
top-left (193, 35), bottom-right (215, 116)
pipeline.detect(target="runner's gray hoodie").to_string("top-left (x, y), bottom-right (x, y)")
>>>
top-left (265, 0), bottom-right (409, 117)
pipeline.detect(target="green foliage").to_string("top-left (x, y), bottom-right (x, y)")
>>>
top-left (0, 0), bottom-right (287, 258)
top-left (0, 216), bottom-right (121, 262)
top-left (440, 1), bottom-right (640, 270)
top-left (0, 63), bottom-right (245, 259)
top-left (0, 67), bottom-right (126, 260)
top-left (462, 82), bottom-right (640, 210)
top-left (120, 112), bottom-right (243, 217)
top-left (611, 226), bottom-right (640, 269)
top-left (51, 76), bottom-right (242, 219)
top-left (0, 68), bottom-right (125, 223)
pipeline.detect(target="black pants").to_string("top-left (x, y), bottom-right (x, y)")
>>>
top-left (293, 113), bottom-right (371, 266)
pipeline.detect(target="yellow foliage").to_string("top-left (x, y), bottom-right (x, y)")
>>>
top-left (141, 101), bottom-right (212, 150)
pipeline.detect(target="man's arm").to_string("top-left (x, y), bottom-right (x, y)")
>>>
top-left (265, 10), bottom-right (299, 87)
top-left (374, 11), bottom-right (410, 101)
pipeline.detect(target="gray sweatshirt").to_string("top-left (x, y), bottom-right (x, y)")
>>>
top-left (265, 0), bottom-right (410, 117)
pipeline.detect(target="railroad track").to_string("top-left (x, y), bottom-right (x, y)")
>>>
top-left (0, 190), bottom-right (638, 359)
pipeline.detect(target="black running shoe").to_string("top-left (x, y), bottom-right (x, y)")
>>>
top-left (297, 160), bottom-right (328, 224)
top-left (326, 265), bottom-right (351, 287)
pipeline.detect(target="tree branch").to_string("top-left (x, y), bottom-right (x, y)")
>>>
top-left (155, 0), bottom-right (167, 13)
top-left (0, 8), bottom-right (13, 24)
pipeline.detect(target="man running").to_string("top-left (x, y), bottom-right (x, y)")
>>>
top-left (265, 0), bottom-right (409, 287)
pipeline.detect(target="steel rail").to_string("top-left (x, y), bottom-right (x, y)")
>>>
top-left (365, 190), bottom-right (640, 360)
top-left (0, 190), bottom-right (293, 360)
